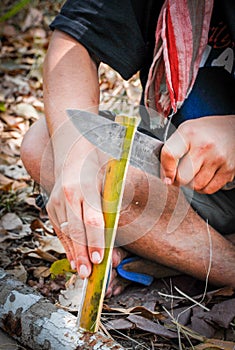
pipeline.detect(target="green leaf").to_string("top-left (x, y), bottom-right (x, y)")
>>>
top-left (50, 258), bottom-right (75, 279)
top-left (0, 102), bottom-right (6, 112)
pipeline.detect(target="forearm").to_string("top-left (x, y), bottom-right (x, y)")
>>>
top-left (43, 30), bottom-right (100, 171)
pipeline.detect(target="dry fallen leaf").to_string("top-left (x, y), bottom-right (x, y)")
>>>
top-left (127, 314), bottom-right (177, 339)
top-left (30, 219), bottom-right (53, 234)
top-left (195, 338), bottom-right (235, 350)
top-left (6, 263), bottom-right (27, 283)
top-left (0, 224), bottom-right (31, 242)
top-left (104, 318), bottom-right (134, 331)
top-left (0, 212), bottom-right (23, 231)
top-left (18, 246), bottom-right (58, 262)
top-left (0, 164), bottom-right (30, 180)
top-left (0, 173), bottom-right (13, 189)
top-left (103, 304), bottom-right (164, 321)
top-left (33, 266), bottom-right (51, 279)
top-left (13, 102), bottom-right (39, 119)
top-left (58, 274), bottom-right (84, 311)
top-left (37, 235), bottom-right (65, 255)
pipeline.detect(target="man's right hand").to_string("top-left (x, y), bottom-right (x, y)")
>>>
top-left (46, 139), bottom-right (105, 278)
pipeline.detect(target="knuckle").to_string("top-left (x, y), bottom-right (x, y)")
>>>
top-left (48, 193), bottom-right (61, 207)
top-left (193, 181), bottom-right (204, 192)
top-left (178, 121), bottom-right (195, 136)
top-left (62, 183), bottom-right (76, 199)
top-left (203, 187), bottom-right (215, 195)
top-left (196, 142), bottom-right (214, 156)
top-left (69, 228), bottom-right (85, 244)
top-left (225, 162), bottom-right (234, 174)
top-left (214, 150), bottom-right (226, 164)
top-left (84, 214), bottom-right (104, 228)
top-left (161, 145), bottom-right (173, 162)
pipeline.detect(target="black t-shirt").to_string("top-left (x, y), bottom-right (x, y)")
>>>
top-left (50, 0), bottom-right (164, 81)
top-left (50, 0), bottom-right (235, 135)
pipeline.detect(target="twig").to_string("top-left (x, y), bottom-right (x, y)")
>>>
top-left (103, 326), bottom-right (150, 350)
top-left (158, 292), bottom-right (185, 300)
top-left (201, 220), bottom-right (213, 302)
top-left (174, 286), bottom-right (210, 311)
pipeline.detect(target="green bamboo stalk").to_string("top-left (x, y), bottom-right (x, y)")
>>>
top-left (77, 115), bottom-right (140, 333)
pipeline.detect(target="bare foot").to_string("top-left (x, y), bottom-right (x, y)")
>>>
top-left (105, 247), bottom-right (131, 298)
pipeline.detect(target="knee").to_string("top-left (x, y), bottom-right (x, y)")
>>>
top-left (21, 125), bottom-right (38, 179)
top-left (21, 118), bottom-right (50, 181)
top-left (21, 127), bottom-right (34, 165)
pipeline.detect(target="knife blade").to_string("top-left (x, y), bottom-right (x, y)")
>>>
top-left (67, 109), bottom-right (163, 177)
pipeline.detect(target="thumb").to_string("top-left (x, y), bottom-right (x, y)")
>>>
top-left (160, 130), bottom-right (189, 184)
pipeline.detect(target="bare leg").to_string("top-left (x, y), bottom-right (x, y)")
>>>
top-left (21, 117), bottom-right (235, 288)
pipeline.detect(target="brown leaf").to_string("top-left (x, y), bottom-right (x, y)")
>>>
top-left (30, 219), bottom-right (53, 234)
top-left (0, 173), bottom-right (13, 188)
top-left (103, 304), bottom-right (164, 320)
top-left (2, 25), bottom-right (17, 38)
top-left (127, 314), bottom-right (177, 338)
top-left (22, 8), bottom-right (43, 31)
top-left (105, 318), bottom-right (134, 331)
top-left (58, 274), bottom-right (84, 311)
top-left (37, 235), bottom-right (65, 254)
top-left (0, 114), bottom-right (25, 128)
top-left (195, 338), bottom-right (235, 350)
top-left (205, 298), bottom-right (235, 328)
top-left (14, 102), bottom-right (39, 119)
top-left (0, 224), bottom-right (31, 242)
top-left (191, 314), bottom-right (216, 339)
top-left (0, 164), bottom-right (29, 180)
top-left (0, 212), bottom-right (23, 231)
top-left (33, 266), bottom-right (51, 279)
top-left (6, 263), bottom-right (27, 283)
top-left (19, 247), bottom-right (57, 262)
top-left (209, 286), bottom-right (235, 298)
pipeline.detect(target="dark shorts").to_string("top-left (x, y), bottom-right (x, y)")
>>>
top-left (182, 186), bottom-right (235, 235)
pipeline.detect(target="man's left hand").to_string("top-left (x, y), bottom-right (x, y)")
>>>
top-left (160, 115), bottom-right (235, 194)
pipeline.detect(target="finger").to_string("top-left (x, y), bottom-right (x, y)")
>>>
top-left (186, 162), bottom-right (216, 192)
top-left (198, 168), bottom-right (233, 194)
top-left (66, 203), bottom-right (92, 279)
top-left (46, 200), bottom-right (75, 264)
top-left (53, 226), bottom-right (74, 265)
top-left (161, 129), bottom-right (189, 184)
top-left (83, 199), bottom-right (105, 265)
top-left (174, 152), bottom-right (202, 186)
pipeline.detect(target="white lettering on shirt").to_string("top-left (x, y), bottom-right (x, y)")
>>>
top-left (211, 47), bottom-right (234, 73)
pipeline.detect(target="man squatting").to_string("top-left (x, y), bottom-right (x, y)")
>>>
top-left (21, 0), bottom-right (235, 294)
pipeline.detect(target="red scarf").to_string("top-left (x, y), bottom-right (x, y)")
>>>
top-left (145, 0), bottom-right (214, 128)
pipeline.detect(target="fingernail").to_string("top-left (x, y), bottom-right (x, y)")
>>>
top-left (163, 177), bottom-right (172, 185)
top-left (70, 260), bottom-right (76, 270)
top-left (79, 264), bottom-right (88, 278)
top-left (91, 251), bottom-right (101, 264)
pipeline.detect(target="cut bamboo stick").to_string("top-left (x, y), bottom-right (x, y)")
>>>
top-left (78, 115), bottom-right (140, 333)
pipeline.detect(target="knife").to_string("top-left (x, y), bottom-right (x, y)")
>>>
top-left (67, 109), bottom-right (163, 178)
top-left (67, 109), bottom-right (235, 190)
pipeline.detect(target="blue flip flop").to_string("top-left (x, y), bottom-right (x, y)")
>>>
top-left (116, 256), bottom-right (154, 286)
